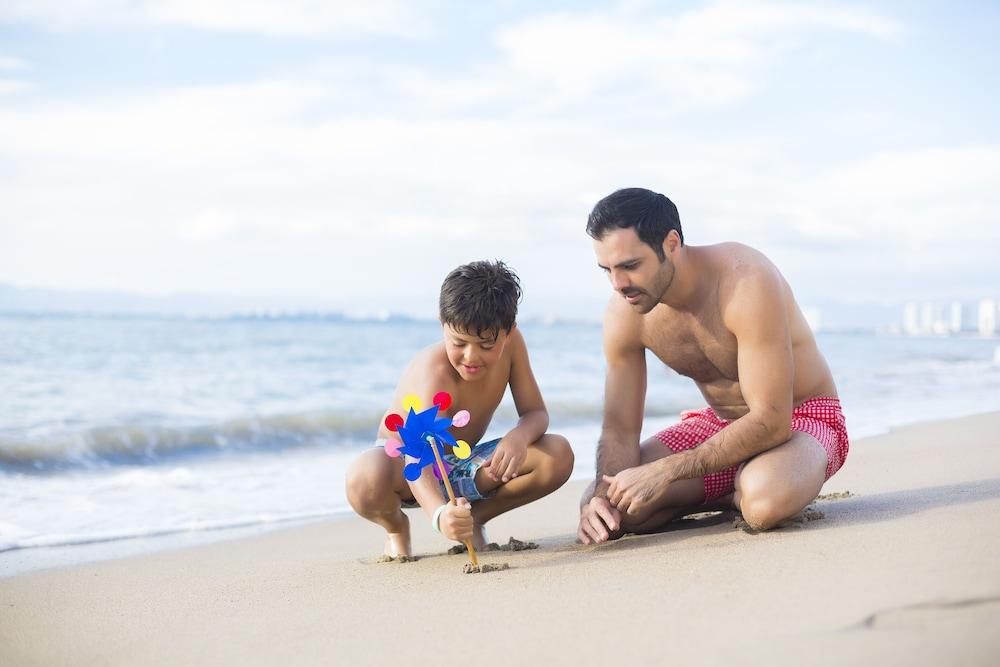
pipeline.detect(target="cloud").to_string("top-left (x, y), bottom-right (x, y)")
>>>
top-left (0, 0), bottom-right (430, 37)
top-left (1, 2), bottom-right (993, 311)
top-left (0, 79), bottom-right (36, 94)
top-left (485, 2), bottom-right (902, 113)
top-left (0, 56), bottom-right (29, 70)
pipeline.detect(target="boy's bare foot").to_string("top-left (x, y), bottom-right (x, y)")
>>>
top-left (380, 521), bottom-right (413, 562)
top-left (471, 523), bottom-right (490, 550)
top-left (447, 523), bottom-right (491, 554)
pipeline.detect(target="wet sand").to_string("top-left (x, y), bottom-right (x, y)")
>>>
top-left (2, 412), bottom-right (999, 666)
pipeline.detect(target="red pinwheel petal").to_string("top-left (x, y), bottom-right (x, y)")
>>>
top-left (384, 413), bottom-right (404, 432)
top-left (433, 391), bottom-right (452, 411)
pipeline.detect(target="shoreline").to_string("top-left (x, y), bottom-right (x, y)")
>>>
top-left (3, 407), bottom-right (999, 580)
top-left (2, 411), bottom-right (999, 665)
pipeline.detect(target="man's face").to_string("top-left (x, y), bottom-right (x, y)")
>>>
top-left (442, 323), bottom-right (509, 381)
top-left (593, 227), bottom-right (674, 314)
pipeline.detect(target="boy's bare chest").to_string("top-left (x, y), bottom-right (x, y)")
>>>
top-left (448, 371), bottom-right (509, 444)
top-left (642, 312), bottom-right (739, 384)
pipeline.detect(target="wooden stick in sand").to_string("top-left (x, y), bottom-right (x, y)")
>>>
top-left (426, 436), bottom-right (479, 569)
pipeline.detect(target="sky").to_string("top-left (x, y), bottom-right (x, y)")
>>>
top-left (1, 1), bottom-right (998, 321)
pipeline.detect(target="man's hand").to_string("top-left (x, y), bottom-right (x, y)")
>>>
top-left (485, 437), bottom-right (528, 483)
top-left (603, 461), bottom-right (671, 517)
top-left (440, 498), bottom-right (474, 542)
top-left (577, 496), bottom-right (622, 544)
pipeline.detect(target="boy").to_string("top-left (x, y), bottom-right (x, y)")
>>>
top-left (346, 260), bottom-right (574, 560)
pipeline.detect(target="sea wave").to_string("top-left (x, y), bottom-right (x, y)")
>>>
top-left (0, 410), bottom-right (385, 471)
top-left (0, 400), bottom-right (691, 472)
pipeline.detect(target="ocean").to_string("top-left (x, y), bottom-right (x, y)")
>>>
top-left (2, 314), bottom-right (999, 576)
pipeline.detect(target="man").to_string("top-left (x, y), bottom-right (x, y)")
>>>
top-left (578, 188), bottom-right (849, 544)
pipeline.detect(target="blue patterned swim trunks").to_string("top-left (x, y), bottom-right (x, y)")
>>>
top-left (376, 437), bottom-right (501, 507)
top-left (440, 437), bottom-right (501, 502)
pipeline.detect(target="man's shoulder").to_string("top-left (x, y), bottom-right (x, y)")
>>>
top-left (708, 243), bottom-right (781, 292)
top-left (711, 244), bottom-right (788, 327)
top-left (710, 242), bottom-right (774, 272)
top-left (602, 296), bottom-right (647, 354)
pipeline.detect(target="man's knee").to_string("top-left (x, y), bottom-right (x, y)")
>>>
top-left (739, 492), bottom-right (788, 531)
top-left (738, 482), bottom-right (814, 531)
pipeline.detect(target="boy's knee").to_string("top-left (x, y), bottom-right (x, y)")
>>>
top-left (346, 454), bottom-right (390, 511)
top-left (539, 434), bottom-right (574, 485)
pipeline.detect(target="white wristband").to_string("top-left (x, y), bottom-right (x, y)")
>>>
top-left (431, 504), bottom-right (448, 534)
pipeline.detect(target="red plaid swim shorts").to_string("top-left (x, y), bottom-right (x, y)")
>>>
top-left (653, 397), bottom-right (850, 502)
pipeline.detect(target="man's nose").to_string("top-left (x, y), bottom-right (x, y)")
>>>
top-left (610, 270), bottom-right (630, 291)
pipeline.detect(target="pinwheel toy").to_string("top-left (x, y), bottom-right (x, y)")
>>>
top-left (382, 391), bottom-right (482, 569)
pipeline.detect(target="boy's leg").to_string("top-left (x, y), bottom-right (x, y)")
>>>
top-left (469, 433), bottom-right (574, 526)
top-left (345, 449), bottom-right (415, 558)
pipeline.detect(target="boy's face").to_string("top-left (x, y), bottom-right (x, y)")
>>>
top-left (442, 323), bottom-right (509, 381)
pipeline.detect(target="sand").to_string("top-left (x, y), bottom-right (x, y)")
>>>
top-left (2, 412), bottom-right (999, 666)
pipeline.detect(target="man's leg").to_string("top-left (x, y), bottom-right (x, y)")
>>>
top-left (733, 431), bottom-right (827, 531)
top-left (613, 436), bottom-right (709, 534)
top-left (470, 434), bottom-right (574, 527)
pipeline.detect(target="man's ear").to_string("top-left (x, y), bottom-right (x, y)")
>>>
top-left (663, 229), bottom-right (682, 256)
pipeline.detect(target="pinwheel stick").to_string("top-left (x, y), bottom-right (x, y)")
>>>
top-left (427, 435), bottom-right (479, 568)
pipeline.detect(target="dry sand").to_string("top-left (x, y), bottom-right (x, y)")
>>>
top-left (2, 412), bottom-right (999, 666)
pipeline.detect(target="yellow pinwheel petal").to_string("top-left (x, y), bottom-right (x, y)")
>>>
top-left (452, 439), bottom-right (472, 460)
top-left (402, 394), bottom-right (422, 413)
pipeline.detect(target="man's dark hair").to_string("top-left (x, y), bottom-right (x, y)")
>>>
top-left (439, 260), bottom-right (522, 340)
top-left (586, 188), bottom-right (683, 260)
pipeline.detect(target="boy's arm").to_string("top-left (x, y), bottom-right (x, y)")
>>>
top-left (485, 328), bottom-right (549, 483)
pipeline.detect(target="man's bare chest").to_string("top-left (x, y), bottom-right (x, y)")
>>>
top-left (643, 316), bottom-right (739, 384)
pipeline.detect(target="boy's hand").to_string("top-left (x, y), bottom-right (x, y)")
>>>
top-left (485, 437), bottom-right (528, 483)
top-left (440, 498), bottom-right (474, 542)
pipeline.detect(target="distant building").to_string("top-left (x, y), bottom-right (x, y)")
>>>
top-left (903, 302), bottom-right (920, 335)
top-left (919, 302), bottom-right (934, 334)
top-left (949, 302), bottom-right (963, 334)
top-left (901, 300), bottom-right (981, 336)
top-left (979, 299), bottom-right (998, 337)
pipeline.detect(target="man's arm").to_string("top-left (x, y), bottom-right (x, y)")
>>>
top-left (667, 265), bottom-right (794, 481)
top-left (485, 328), bottom-right (549, 482)
top-left (578, 299), bottom-right (646, 543)
top-left (593, 304), bottom-right (646, 498)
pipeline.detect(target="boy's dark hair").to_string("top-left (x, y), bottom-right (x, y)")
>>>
top-left (439, 260), bottom-right (522, 340)
top-left (586, 188), bottom-right (684, 260)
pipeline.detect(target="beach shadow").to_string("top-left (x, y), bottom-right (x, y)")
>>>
top-left (522, 511), bottom-right (737, 571)
top-left (507, 478), bottom-right (1000, 569)
top-left (810, 477), bottom-right (1000, 529)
